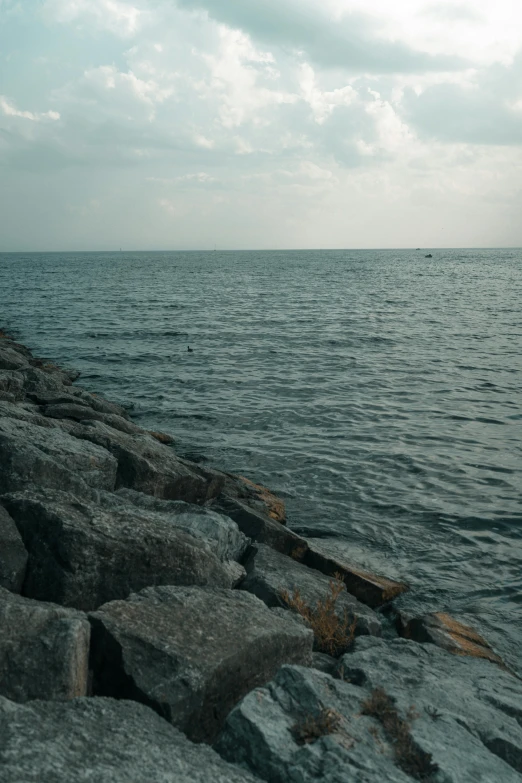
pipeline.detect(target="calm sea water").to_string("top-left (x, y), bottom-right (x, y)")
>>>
top-left (1, 249), bottom-right (521, 670)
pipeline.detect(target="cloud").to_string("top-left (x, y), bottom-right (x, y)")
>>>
top-left (175, 0), bottom-right (464, 73)
top-left (44, 0), bottom-right (143, 37)
top-left (0, 96), bottom-right (60, 122)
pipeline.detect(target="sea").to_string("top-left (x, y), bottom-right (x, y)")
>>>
top-left (1, 248), bottom-right (521, 672)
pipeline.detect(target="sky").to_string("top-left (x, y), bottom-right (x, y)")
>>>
top-left (1, 0), bottom-right (522, 250)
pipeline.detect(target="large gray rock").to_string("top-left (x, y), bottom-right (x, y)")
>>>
top-left (2, 488), bottom-right (236, 610)
top-left (214, 495), bottom-right (309, 556)
top-left (103, 488), bottom-right (249, 562)
top-left (0, 696), bottom-right (260, 783)
top-left (217, 637), bottom-right (522, 783)
top-left (302, 538), bottom-right (408, 608)
top-left (89, 585), bottom-right (314, 742)
top-left (42, 403), bottom-right (141, 435)
top-left (69, 420), bottom-right (223, 503)
top-left (241, 545), bottom-right (381, 650)
top-left (0, 417), bottom-right (117, 497)
top-left (0, 504), bottom-right (27, 592)
top-left (0, 342), bottom-right (30, 371)
top-left (0, 587), bottom-right (89, 702)
top-left (0, 371), bottom-right (24, 401)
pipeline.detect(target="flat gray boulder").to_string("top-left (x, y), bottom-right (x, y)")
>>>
top-left (89, 585), bottom-right (314, 742)
top-left (217, 637), bottom-right (522, 783)
top-left (0, 342), bottom-right (30, 371)
top-left (240, 545), bottom-right (381, 652)
top-left (0, 371), bottom-right (24, 401)
top-left (0, 587), bottom-right (89, 702)
top-left (214, 494), bottom-right (309, 556)
top-left (0, 696), bottom-right (260, 783)
top-left (302, 538), bottom-right (408, 608)
top-left (102, 488), bottom-right (249, 562)
top-left (2, 488), bottom-right (236, 610)
top-left (0, 417), bottom-right (117, 497)
top-left (0, 504), bottom-right (27, 592)
top-left (42, 402), bottom-right (142, 435)
top-left (69, 420), bottom-right (223, 503)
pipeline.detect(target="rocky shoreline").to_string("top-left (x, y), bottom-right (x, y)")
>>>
top-left (0, 331), bottom-right (520, 782)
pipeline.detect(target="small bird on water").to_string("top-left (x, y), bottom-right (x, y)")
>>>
top-left (187, 346), bottom-right (193, 353)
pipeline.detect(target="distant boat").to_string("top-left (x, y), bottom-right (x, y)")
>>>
top-left (425, 253), bottom-right (433, 258)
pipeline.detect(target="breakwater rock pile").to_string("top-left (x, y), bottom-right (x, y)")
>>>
top-left (0, 332), bottom-right (521, 783)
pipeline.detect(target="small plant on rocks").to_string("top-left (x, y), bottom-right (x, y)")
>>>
top-left (281, 574), bottom-right (356, 657)
top-left (291, 708), bottom-right (343, 745)
top-left (361, 687), bottom-right (438, 781)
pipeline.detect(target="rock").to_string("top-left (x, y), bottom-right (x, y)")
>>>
top-left (217, 637), bottom-right (522, 782)
top-left (148, 430), bottom-right (175, 444)
top-left (69, 420), bottom-right (221, 503)
top-left (104, 488), bottom-right (249, 562)
top-left (216, 664), bottom-right (412, 783)
top-left (240, 545), bottom-right (381, 649)
top-left (0, 371), bottom-right (24, 401)
top-left (0, 342), bottom-right (30, 371)
top-left (0, 417), bottom-right (117, 497)
top-left (2, 488), bottom-right (237, 610)
top-left (231, 476), bottom-right (287, 523)
top-left (300, 538), bottom-right (408, 608)
top-left (214, 495), bottom-right (308, 556)
top-left (0, 588), bottom-right (90, 702)
top-left (0, 504), bottom-right (27, 592)
top-left (397, 611), bottom-right (506, 667)
top-left (42, 402), bottom-right (143, 435)
top-left (0, 696), bottom-right (260, 783)
top-left (89, 585), bottom-right (314, 742)
top-left (310, 652), bottom-right (338, 676)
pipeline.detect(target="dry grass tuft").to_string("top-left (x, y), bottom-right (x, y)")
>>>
top-left (281, 574), bottom-right (356, 657)
top-left (291, 708), bottom-right (343, 745)
top-left (361, 687), bottom-right (438, 781)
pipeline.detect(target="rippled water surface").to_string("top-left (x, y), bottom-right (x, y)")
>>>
top-left (1, 249), bottom-right (521, 669)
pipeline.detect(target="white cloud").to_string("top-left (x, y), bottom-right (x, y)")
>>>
top-left (45, 0), bottom-right (143, 37)
top-left (0, 96), bottom-right (60, 122)
top-left (299, 64), bottom-right (356, 124)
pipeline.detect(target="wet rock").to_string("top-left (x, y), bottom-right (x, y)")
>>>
top-left (240, 545), bottom-right (381, 647)
top-left (0, 417), bottom-right (117, 497)
top-left (0, 588), bottom-right (89, 702)
top-left (89, 585), bottom-right (314, 742)
top-left (217, 637), bottom-right (522, 783)
top-left (42, 402), bottom-right (142, 435)
top-left (0, 504), bottom-right (27, 592)
top-left (214, 495), bottom-right (309, 556)
top-left (69, 420), bottom-right (220, 503)
top-left (397, 610), bottom-right (506, 667)
top-left (104, 488), bottom-right (249, 562)
top-left (0, 371), bottom-right (24, 401)
top-left (230, 476), bottom-right (287, 523)
top-left (0, 342), bottom-right (30, 371)
top-left (0, 696), bottom-right (260, 783)
top-left (300, 538), bottom-right (408, 608)
top-left (2, 488), bottom-right (235, 611)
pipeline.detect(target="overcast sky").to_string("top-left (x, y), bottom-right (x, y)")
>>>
top-left (1, 0), bottom-right (521, 250)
